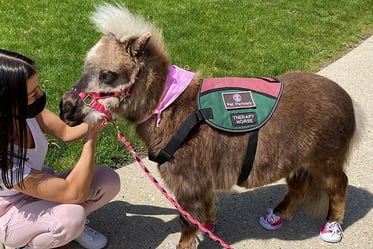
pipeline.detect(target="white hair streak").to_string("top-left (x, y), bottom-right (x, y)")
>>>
top-left (91, 2), bottom-right (151, 42)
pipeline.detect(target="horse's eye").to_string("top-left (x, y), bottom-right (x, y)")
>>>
top-left (99, 70), bottom-right (118, 85)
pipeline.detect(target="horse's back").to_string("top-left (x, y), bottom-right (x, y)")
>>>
top-left (276, 71), bottom-right (355, 137)
top-left (249, 72), bottom-right (355, 185)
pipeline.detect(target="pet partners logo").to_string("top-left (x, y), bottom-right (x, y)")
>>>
top-left (222, 91), bottom-right (256, 110)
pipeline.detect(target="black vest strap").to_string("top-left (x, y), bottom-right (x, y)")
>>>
top-left (148, 108), bottom-right (213, 165)
top-left (237, 130), bottom-right (258, 185)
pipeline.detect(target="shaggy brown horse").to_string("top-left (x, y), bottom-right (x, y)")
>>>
top-left (59, 4), bottom-right (357, 249)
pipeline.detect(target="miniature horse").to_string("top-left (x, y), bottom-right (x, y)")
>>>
top-left (59, 4), bottom-right (357, 248)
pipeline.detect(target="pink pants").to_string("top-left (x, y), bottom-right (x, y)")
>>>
top-left (0, 166), bottom-right (120, 249)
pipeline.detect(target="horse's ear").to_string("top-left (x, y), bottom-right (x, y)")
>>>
top-left (127, 32), bottom-right (151, 58)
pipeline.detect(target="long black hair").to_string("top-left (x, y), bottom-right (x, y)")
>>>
top-left (0, 49), bottom-right (36, 189)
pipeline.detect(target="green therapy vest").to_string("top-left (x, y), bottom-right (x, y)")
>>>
top-left (149, 75), bottom-right (284, 184)
top-left (198, 77), bottom-right (283, 132)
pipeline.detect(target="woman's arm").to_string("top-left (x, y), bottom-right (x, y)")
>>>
top-left (13, 122), bottom-right (103, 203)
top-left (36, 108), bottom-right (88, 143)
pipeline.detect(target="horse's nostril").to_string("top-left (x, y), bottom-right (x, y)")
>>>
top-left (59, 97), bottom-right (76, 119)
top-left (62, 104), bottom-right (71, 114)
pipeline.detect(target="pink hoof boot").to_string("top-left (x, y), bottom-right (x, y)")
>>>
top-left (320, 221), bottom-right (343, 243)
top-left (259, 208), bottom-right (283, 230)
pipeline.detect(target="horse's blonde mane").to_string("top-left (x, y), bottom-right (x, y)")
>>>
top-left (91, 3), bottom-right (157, 42)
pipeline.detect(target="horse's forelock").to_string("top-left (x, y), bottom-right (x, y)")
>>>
top-left (91, 3), bottom-right (151, 42)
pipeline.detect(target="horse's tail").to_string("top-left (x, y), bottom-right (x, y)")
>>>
top-left (347, 99), bottom-right (364, 164)
top-left (282, 168), bottom-right (329, 218)
top-left (301, 171), bottom-right (329, 218)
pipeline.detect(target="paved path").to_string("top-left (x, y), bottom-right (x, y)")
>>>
top-left (5, 35), bottom-right (373, 249)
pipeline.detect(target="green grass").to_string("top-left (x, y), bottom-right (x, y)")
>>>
top-left (1, 0), bottom-right (372, 171)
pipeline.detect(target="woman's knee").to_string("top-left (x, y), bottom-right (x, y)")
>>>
top-left (52, 204), bottom-right (86, 240)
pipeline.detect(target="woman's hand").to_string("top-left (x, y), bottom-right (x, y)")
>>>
top-left (85, 120), bottom-right (106, 141)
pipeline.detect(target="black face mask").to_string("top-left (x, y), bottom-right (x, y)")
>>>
top-left (26, 92), bottom-right (46, 118)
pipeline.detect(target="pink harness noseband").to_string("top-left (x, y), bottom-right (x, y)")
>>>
top-left (74, 61), bottom-right (142, 123)
top-left (76, 88), bottom-right (130, 123)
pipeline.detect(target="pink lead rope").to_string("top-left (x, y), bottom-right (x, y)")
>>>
top-left (111, 121), bottom-right (235, 249)
top-left (75, 84), bottom-right (235, 248)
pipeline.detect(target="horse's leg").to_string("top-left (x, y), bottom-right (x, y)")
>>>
top-left (311, 154), bottom-right (349, 243)
top-left (325, 172), bottom-right (348, 223)
top-left (317, 159), bottom-right (348, 223)
top-left (176, 189), bottom-right (216, 249)
top-left (177, 215), bottom-right (199, 249)
top-left (274, 168), bottom-right (311, 220)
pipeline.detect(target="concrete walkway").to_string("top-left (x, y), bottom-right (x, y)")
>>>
top-left (5, 35), bottom-right (373, 249)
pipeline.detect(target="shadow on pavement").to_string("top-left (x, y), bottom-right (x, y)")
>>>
top-left (87, 184), bottom-right (372, 249)
top-left (88, 201), bottom-right (179, 249)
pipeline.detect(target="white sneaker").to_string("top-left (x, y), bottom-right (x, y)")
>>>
top-left (319, 221), bottom-right (344, 243)
top-left (74, 225), bottom-right (108, 249)
top-left (259, 208), bottom-right (283, 230)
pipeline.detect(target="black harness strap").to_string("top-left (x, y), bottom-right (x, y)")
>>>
top-left (237, 130), bottom-right (258, 185)
top-left (148, 108), bottom-right (260, 185)
top-left (148, 108), bottom-right (213, 165)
